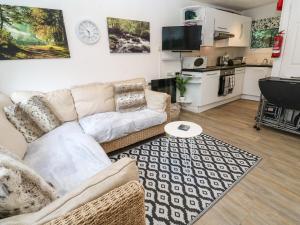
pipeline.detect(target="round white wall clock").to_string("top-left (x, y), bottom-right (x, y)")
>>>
top-left (76, 20), bottom-right (100, 45)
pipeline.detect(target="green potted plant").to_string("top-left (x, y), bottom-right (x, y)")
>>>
top-left (175, 73), bottom-right (191, 102)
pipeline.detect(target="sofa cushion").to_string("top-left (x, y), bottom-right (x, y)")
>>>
top-left (11, 91), bottom-right (44, 104)
top-left (1, 158), bottom-right (138, 225)
top-left (71, 83), bottom-right (115, 119)
top-left (24, 121), bottom-right (112, 196)
top-left (0, 93), bottom-right (27, 159)
top-left (114, 83), bottom-right (146, 112)
top-left (45, 89), bottom-right (77, 122)
top-left (80, 112), bottom-right (135, 143)
top-left (145, 89), bottom-right (168, 113)
top-left (21, 96), bottom-right (62, 133)
top-left (124, 108), bottom-right (167, 131)
top-left (79, 109), bottom-right (167, 143)
top-left (0, 146), bottom-right (57, 219)
top-left (3, 104), bottom-right (45, 143)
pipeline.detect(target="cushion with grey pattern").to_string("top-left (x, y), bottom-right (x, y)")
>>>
top-left (21, 96), bottom-right (61, 133)
top-left (4, 104), bottom-right (44, 143)
top-left (0, 146), bottom-right (57, 219)
top-left (114, 83), bottom-right (146, 112)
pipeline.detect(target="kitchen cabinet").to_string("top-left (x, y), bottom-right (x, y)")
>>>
top-left (201, 9), bottom-right (215, 47)
top-left (208, 8), bottom-right (232, 32)
top-left (182, 6), bottom-right (251, 47)
top-left (214, 12), bottom-right (251, 47)
top-left (181, 68), bottom-right (248, 113)
top-left (201, 71), bottom-right (221, 105)
top-left (232, 68), bottom-right (245, 97)
top-left (242, 67), bottom-right (272, 100)
top-left (203, 8), bottom-right (251, 48)
top-left (228, 15), bottom-right (251, 47)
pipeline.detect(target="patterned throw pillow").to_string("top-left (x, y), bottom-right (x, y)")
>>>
top-left (0, 146), bottom-right (57, 219)
top-left (21, 96), bottom-right (61, 133)
top-left (3, 104), bottom-right (44, 143)
top-left (114, 83), bottom-right (146, 112)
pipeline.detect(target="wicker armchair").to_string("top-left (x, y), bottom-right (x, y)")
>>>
top-left (45, 181), bottom-right (145, 225)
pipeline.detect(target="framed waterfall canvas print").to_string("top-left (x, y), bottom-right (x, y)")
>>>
top-left (107, 17), bottom-right (150, 53)
top-left (0, 4), bottom-right (70, 60)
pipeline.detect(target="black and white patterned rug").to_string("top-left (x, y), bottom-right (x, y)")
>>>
top-left (109, 134), bottom-right (261, 225)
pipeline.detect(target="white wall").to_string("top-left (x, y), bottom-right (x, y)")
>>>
top-left (0, 0), bottom-right (198, 94)
top-left (242, 2), bottom-right (280, 20)
top-left (242, 3), bottom-right (281, 64)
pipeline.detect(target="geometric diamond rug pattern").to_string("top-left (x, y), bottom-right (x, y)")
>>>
top-left (109, 133), bottom-right (261, 225)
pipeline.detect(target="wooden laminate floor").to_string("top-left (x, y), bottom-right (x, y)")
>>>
top-left (179, 100), bottom-right (300, 225)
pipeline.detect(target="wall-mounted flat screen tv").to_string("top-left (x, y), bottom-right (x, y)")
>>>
top-left (162, 26), bottom-right (202, 51)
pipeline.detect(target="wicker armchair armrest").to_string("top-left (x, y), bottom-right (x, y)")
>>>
top-left (44, 181), bottom-right (145, 225)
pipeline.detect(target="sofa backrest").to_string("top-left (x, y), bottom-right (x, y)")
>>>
top-left (9, 77), bottom-right (147, 121)
top-left (0, 92), bottom-right (28, 159)
top-left (111, 78), bottom-right (146, 86)
top-left (10, 89), bottom-right (78, 122)
top-left (71, 83), bottom-right (115, 119)
top-left (44, 89), bottom-right (78, 122)
top-left (11, 91), bottom-right (44, 104)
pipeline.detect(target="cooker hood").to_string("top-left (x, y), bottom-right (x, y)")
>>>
top-left (214, 31), bottom-right (235, 40)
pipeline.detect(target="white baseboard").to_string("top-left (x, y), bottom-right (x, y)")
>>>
top-left (182, 96), bottom-right (241, 113)
top-left (241, 95), bottom-right (260, 101)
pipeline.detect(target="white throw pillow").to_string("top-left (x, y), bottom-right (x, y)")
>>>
top-left (0, 146), bottom-right (57, 219)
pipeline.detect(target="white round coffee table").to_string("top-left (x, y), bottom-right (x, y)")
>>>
top-left (164, 121), bottom-right (203, 175)
top-left (164, 121), bottom-right (203, 138)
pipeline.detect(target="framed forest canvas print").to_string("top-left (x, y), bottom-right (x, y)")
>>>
top-left (107, 17), bottom-right (150, 53)
top-left (0, 4), bottom-right (70, 60)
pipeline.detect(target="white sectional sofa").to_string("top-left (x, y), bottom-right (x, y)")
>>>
top-left (0, 77), bottom-right (170, 225)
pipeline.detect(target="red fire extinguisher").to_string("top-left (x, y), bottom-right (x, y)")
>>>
top-left (277, 0), bottom-right (283, 11)
top-left (272, 31), bottom-right (284, 58)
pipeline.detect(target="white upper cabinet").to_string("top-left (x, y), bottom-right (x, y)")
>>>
top-left (211, 8), bottom-right (251, 47)
top-left (228, 14), bottom-right (251, 47)
top-left (208, 8), bottom-right (232, 32)
top-left (182, 6), bottom-right (251, 48)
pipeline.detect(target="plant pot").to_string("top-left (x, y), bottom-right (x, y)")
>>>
top-left (179, 96), bottom-right (185, 102)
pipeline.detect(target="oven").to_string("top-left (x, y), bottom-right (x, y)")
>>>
top-left (218, 68), bottom-right (235, 96)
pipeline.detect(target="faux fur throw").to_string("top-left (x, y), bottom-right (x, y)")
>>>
top-left (0, 146), bottom-right (57, 219)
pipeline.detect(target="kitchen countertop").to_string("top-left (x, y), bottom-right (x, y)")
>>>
top-left (246, 64), bottom-right (273, 68)
top-left (182, 64), bottom-right (272, 73)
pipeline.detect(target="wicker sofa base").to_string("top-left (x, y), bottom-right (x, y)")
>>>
top-left (45, 181), bottom-right (145, 225)
top-left (101, 123), bottom-right (166, 154)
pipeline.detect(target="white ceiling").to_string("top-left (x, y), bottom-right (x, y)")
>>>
top-left (194, 0), bottom-right (276, 11)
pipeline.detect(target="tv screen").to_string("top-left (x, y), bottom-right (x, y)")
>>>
top-left (162, 26), bottom-right (202, 51)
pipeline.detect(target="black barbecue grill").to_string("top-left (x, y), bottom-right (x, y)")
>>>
top-left (255, 77), bottom-right (300, 135)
